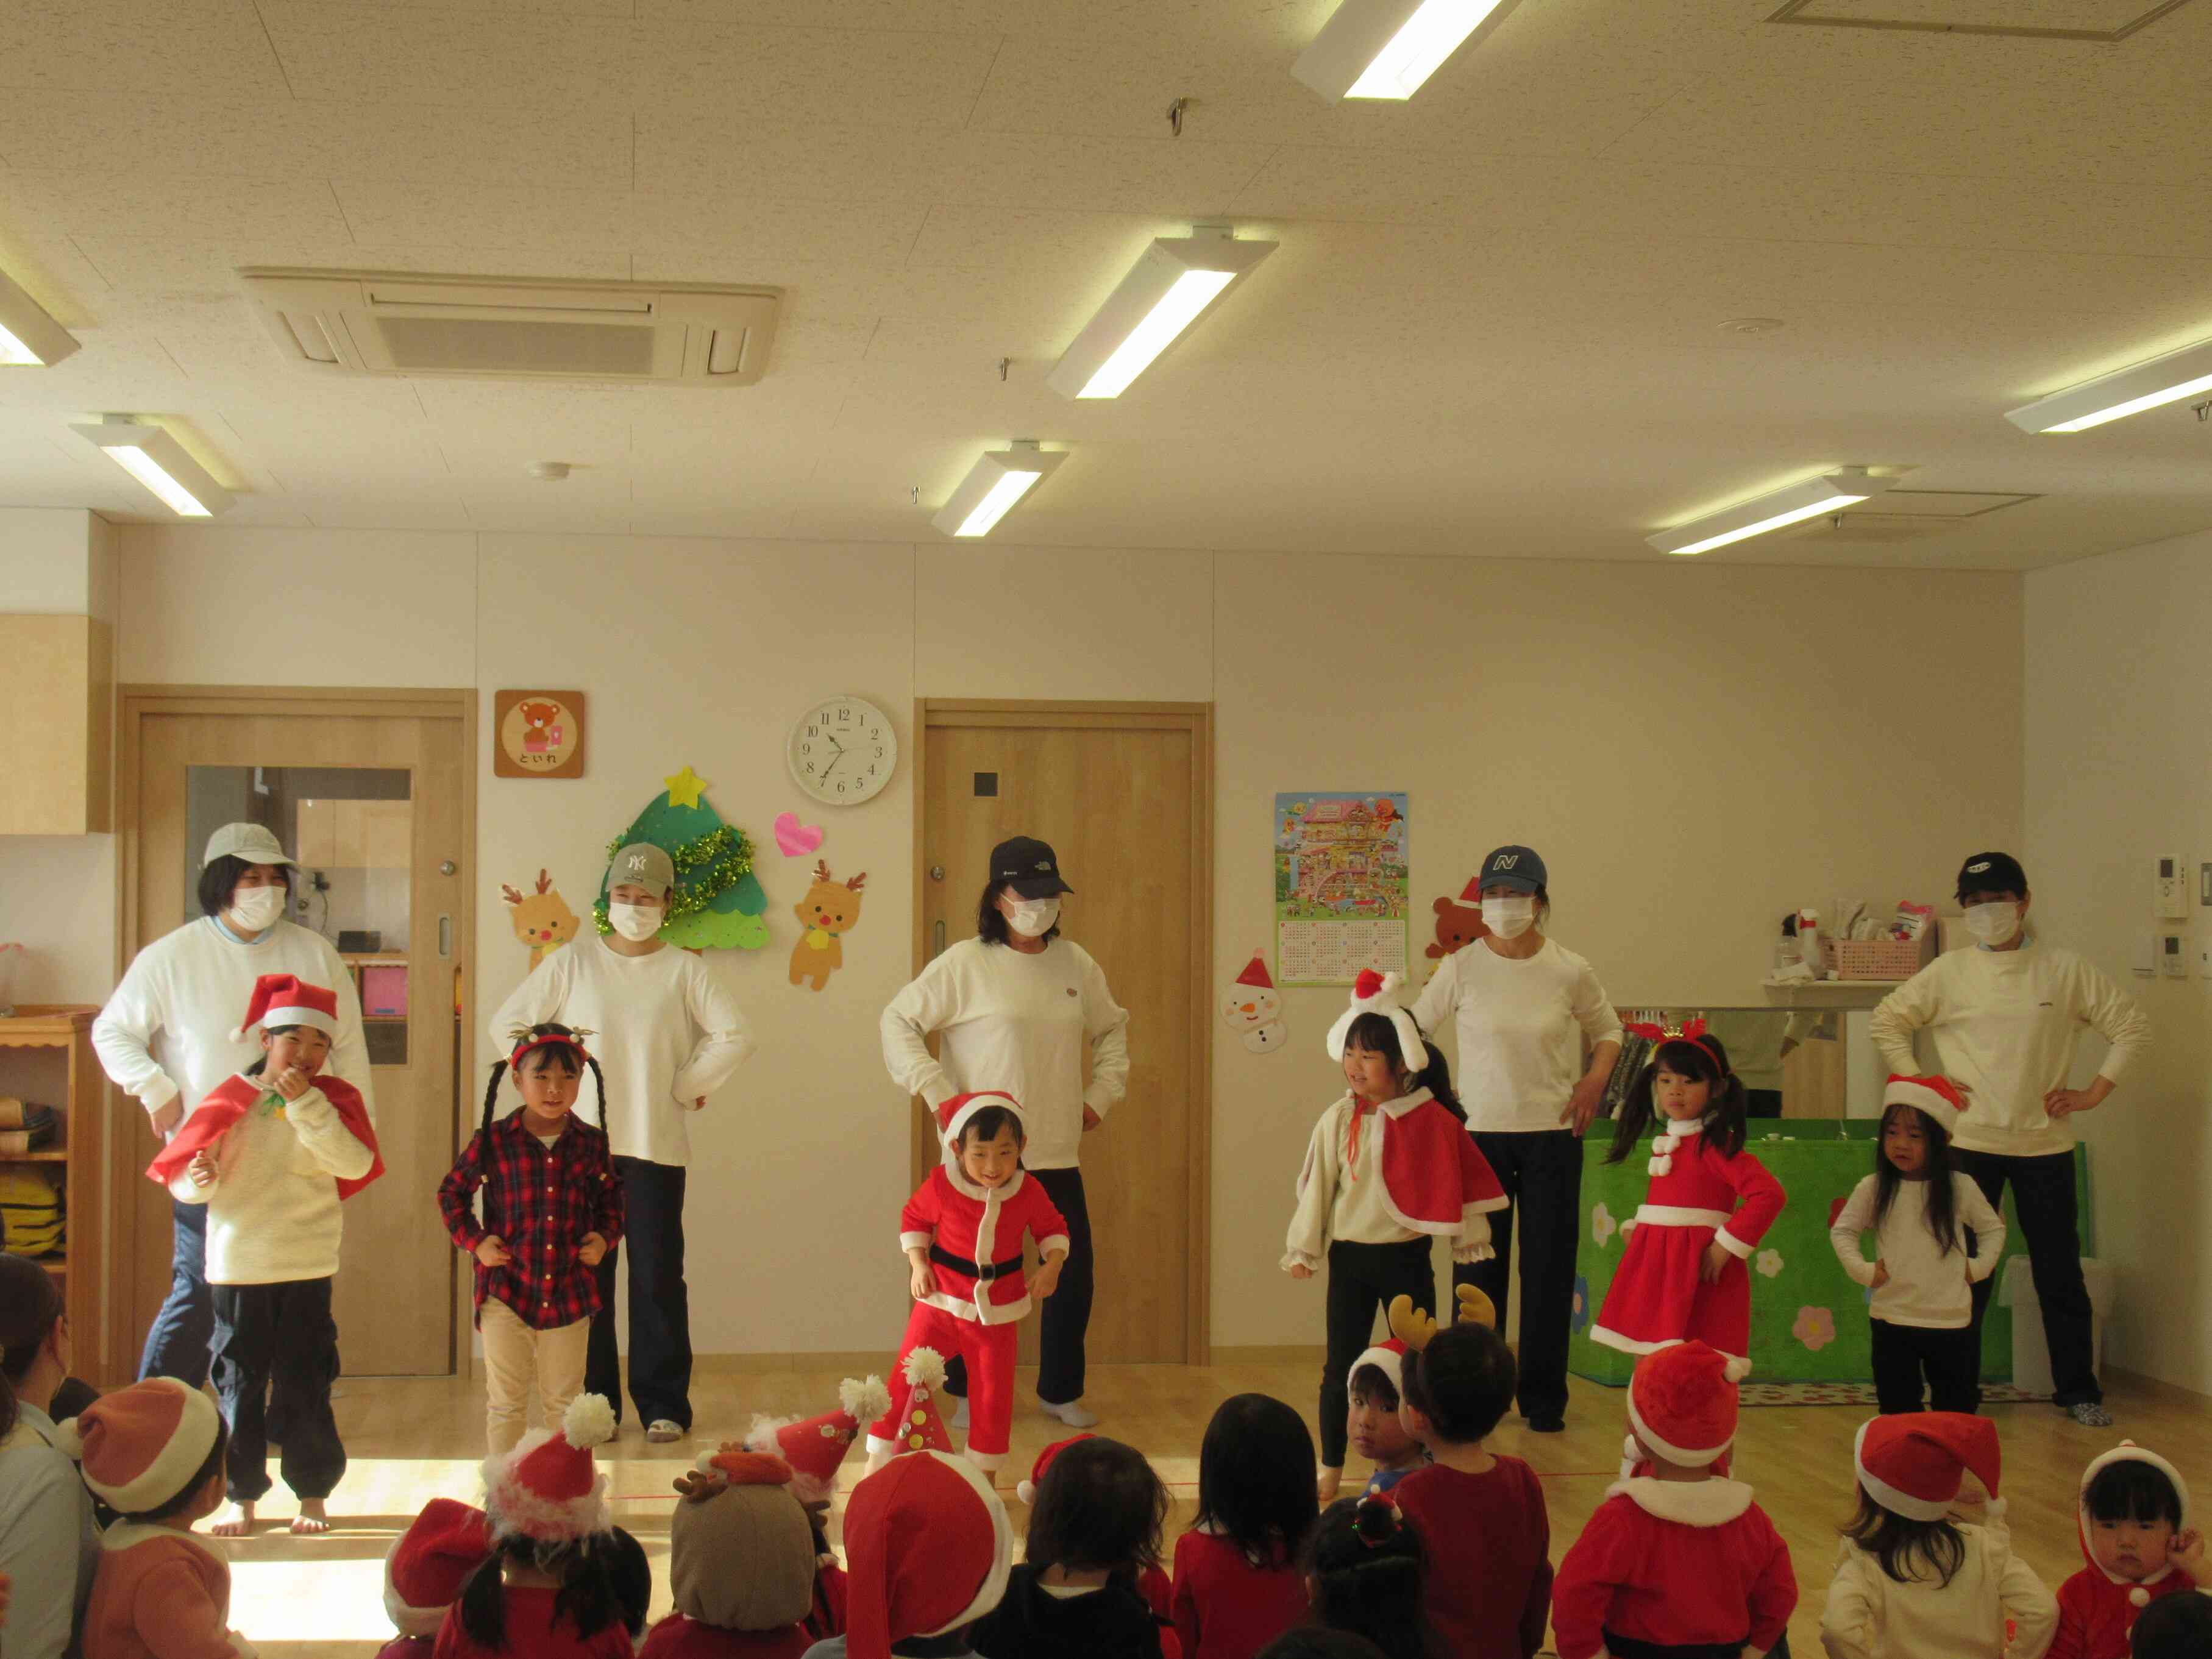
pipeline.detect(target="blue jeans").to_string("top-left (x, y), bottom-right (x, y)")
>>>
top-left (140, 1198), bottom-right (215, 1387)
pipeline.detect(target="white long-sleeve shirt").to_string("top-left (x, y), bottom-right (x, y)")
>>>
top-left (1868, 940), bottom-right (2150, 1157)
top-left (1409, 937), bottom-right (1623, 1134)
top-left (92, 915), bottom-right (377, 1127)
top-left (169, 1080), bottom-right (376, 1284)
top-left (1829, 1172), bottom-right (2006, 1329)
top-left (1281, 1090), bottom-right (1494, 1270)
top-left (486, 934), bottom-right (755, 1167)
top-left (1821, 1515), bottom-right (2057, 1659)
top-left (880, 937), bottom-right (1130, 1171)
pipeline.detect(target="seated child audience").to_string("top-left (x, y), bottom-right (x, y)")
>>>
top-left (1343, 1340), bottom-right (1426, 1499)
top-left (1172, 1394), bottom-right (1317, 1659)
top-left (1387, 1296), bottom-right (1551, 1659)
top-left (1820, 1413), bottom-right (2055, 1659)
top-left (1551, 1341), bottom-right (1796, 1659)
top-left (435, 1394), bottom-right (634, 1659)
top-left (69, 1377), bottom-right (255, 1659)
top-left (1301, 1498), bottom-right (1437, 1659)
top-left (380, 1499), bottom-right (493, 1658)
top-left (643, 1449), bottom-right (834, 1658)
top-left (0, 1251), bottom-right (100, 1659)
top-left (802, 1446), bottom-right (1014, 1659)
top-left (2052, 1443), bottom-right (2207, 1659)
top-left (2128, 1590), bottom-right (2212, 1659)
top-left (1258, 1637), bottom-right (1391, 1659)
top-left (607, 1526), bottom-right (653, 1649)
top-left (1016, 1436), bottom-right (1176, 1629)
top-left (973, 1435), bottom-right (1172, 1659)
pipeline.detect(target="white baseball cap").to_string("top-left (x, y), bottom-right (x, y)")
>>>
top-left (202, 822), bottom-right (297, 870)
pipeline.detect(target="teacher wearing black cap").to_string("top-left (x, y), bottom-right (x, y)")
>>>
top-left (880, 834), bottom-right (1131, 1429)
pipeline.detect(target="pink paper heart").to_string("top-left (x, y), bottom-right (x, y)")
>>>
top-left (774, 811), bottom-right (825, 858)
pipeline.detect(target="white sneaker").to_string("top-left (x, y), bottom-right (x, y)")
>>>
top-left (1042, 1399), bottom-right (1100, 1429)
top-left (645, 1419), bottom-right (686, 1444)
top-left (951, 1397), bottom-right (971, 1431)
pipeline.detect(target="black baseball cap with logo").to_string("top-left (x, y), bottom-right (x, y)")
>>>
top-left (1956, 851), bottom-right (2029, 902)
top-left (991, 836), bottom-right (1075, 900)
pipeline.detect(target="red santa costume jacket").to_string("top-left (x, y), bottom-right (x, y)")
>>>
top-left (1289, 1086), bottom-right (1507, 1262)
top-left (899, 1165), bottom-right (1070, 1326)
top-left (147, 1071), bottom-right (384, 1197)
top-left (2050, 1444), bottom-right (2204, 1659)
top-left (1549, 1477), bottom-right (1797, 1659)
top-left (1590, 1118), bottom-right (1785, 1376)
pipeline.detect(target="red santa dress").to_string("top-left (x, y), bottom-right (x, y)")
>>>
top-left (1590, 1117), bottom-right (1785, 1377)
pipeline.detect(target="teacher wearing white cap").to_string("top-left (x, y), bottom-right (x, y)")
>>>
top-left (92, 822), bottom-right (375, 1384)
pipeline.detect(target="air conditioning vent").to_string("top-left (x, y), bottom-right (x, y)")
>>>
top-left (239, 270), bottom-right (780, 386)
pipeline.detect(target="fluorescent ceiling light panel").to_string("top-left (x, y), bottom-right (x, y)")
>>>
top-left (1047, 234), bottom-right (1276, 401)
top-left (70, 417), bottom-right (234, 518)
top-left (931, 445), bottom-right (1068, 539)
top-left (1292, 0), bottom-right (1521, 101)
top-left (1646, 468), bottom-right (1895, 557)
top-left (2004, 335), bottom-right (2212, 433)
top-left (0, 269), bottom-right (80, 366)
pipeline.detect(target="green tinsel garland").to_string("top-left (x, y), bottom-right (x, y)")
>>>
top-left (591, 824), bottom-right (755, 934)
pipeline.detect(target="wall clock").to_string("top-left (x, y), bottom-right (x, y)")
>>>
top-left (788, 695), bottom-right (898, 805)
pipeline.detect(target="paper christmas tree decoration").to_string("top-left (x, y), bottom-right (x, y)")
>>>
top-left (595, 765), bottom-right (770, 951)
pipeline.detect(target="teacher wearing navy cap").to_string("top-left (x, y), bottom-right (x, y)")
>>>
top-left (881, 834), bottom-right (1131, 1429)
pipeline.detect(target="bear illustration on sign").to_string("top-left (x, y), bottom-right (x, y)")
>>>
top-left (790, 860), bottom-right (867, 991)
top-left (1221, 951), bottom-right (1289, 1054)
top-left (1425, 889), bottom-right (1488, 977)
top-left (502, 870), bottom-right (580, 967)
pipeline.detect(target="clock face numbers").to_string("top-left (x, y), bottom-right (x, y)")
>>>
top-left (792, 699), bottom-right (895, 803)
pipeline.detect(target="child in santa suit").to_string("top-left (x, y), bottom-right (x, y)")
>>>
top-left (866, 1092), bottom-right (1069, 1473)
top-left (1550, 1341), bottom-right (1798, 1659)
top-left (1590, 1022), bottom-right (1785, 1382)
top-left (1821, 1412), bottom-right (2056, 1659)
top-left (1284, 971), bottom-right (1506, 1501)
top-left (379, 1500), bottom-right (493, 1658)
top-left (2049, 1443), bottom-right (2208, 1659)
top-left (69, 1377), bottom-right (257, 1659)
top-left (148, 972), bottom-right (383, 1536)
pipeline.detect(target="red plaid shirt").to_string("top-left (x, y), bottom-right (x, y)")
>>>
top-left (438, 1111), bottom-right (624, 1332)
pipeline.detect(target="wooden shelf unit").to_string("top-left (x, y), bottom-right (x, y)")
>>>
top-left (0, 1006), bottom-right (107, 1380)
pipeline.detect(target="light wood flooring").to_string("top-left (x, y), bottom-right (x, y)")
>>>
top-left (216, 1360), bottom-right (2208, 1655)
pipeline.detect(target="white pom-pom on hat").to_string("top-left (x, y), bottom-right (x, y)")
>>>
top-left (905, 1346), bottom-right (948, 1391)
top-left (841, 1375), bottom-right (892, 1424)
top-left (563, 1391), bottom-right (616, 1449)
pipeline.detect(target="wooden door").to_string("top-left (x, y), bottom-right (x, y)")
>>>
top-left (913, 703), bottom-right (1212, 1366)
top-left (116, 691), bottom-right (472, 1377)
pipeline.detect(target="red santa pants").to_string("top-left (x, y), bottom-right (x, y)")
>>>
top-left (867, 1301), bottom-right (1020, 1469)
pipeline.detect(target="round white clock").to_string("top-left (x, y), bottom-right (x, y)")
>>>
top-left (788, 695), bottom-right (898, 805)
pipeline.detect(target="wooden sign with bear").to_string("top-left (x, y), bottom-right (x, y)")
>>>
top-left (493, 690), bottom-right (587, 779)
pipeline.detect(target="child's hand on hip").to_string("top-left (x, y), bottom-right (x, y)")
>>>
top-left (187, 1148), bottom-right (219, 1188)
top-left (475, 1235), bottom-right (512, 1267)
top-left (1700, 1240), bottom-right (1732, 1283)
top-left (1289, 1262), bottom-right (1313, 1280)
top-left (272, 1066), bottom-right (311, 1102)
top-left (1870, 1259), bottom-right (1890, 1289)
top-left (578, 1232), bottom-right (608, 1266)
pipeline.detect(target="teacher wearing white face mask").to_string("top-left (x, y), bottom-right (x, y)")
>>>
top-left (1411, 843), bottom-right (1621, 1434)
top-left (881, 835), bottom-right (1130, 1430)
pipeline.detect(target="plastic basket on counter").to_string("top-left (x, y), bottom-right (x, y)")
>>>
top-left (1821, 933), bottom-right (1936, 981)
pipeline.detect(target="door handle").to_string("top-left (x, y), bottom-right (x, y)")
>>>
top-left (439, 915), bottom-right (452, 959)
top-left (933, 920), bottom-right (945, 958)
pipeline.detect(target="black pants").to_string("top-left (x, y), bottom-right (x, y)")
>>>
top-left (1321, 1238), bottom-right (1435, 1468)
top-left (1955, 1147), bottom-right (2100, 1407)
top-left (211, 1277), bottom-right (345, 1503)
top-left (1870, 1318), bottom-right (1982, 1414)
top-left (141, 1198), bottom-right (214, 1386)
top-left (1455, 1128), bottom-right (1582, 1425)
top-left (944, 1164), bottom-right (1097, 1408)
top-left (588, 1157), bottom-right (692, 1429)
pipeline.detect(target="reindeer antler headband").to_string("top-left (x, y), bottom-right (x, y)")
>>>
top-left (505, 1025), bottom-right (597, 1068)
top-left (1624, 1016), bottom-right (1727, 1077)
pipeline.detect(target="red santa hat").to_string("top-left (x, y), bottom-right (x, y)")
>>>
top-left (1351, 1338), bottom-right (1410, 1402)
top-left (229, 972), bottom-right (340, 1043)
top-left (1626, 1341), bottom-right (1738, 1467)
top-left (2079, 1440), bottom-right (2192, 1599)
top-left (886, 1348), bottom-right (957, 1457)
top-left (843, 1449), bottom-right (1014, 1659)
top-left (57, 1376), bottom-right (223, 1515)
top-left (1234, 953), bottom-right (1275, 990)
top-left (383, 1498), bottom-right (493, 1638)
top-left (935, 1090), bottom-right (1026, 1150)
top-left (1855, 1412), bottom-right (2001, 1522)
top-left (1883, 1073), bottom-right (1971, 1139)
top-left (745, 1374), bottom-right (892, 1504)
top-left (1325, 970), bottom-right (1427, 1067)
top-left (482, 1393), bottom-right (617, 1543)
top-left (1016, 1433), bottom-right (1094, 1507)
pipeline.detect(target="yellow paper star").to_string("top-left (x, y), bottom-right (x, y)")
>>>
top-left (663, 764), bottom-right (708, 809)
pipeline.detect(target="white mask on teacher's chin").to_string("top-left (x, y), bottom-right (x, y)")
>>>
top-left (227, 886), bottom-right (286, 931)
top-left (1963, 901), bottom-right (2021, 945)
top-left (607, 901), bottom-right (664, 942)
top-left (1005, 896), bottom-right (1061, 938)
top-left (1481, 895), bottom-right (1537, 939)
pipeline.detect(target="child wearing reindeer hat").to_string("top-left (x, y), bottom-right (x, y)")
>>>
top-left (2050, 1441), bottom-right (2208, 1659)
top-left (864, 1092), bottom-right (1069, 1472)
top-left (642, 1449), bottom-right (833, 1658)
top-left (148, 972), bottom-right (383, 1537)
top-left (802, 1447), bottom-right (1014, 1659)
top-left (1822, 1412), bottom-right (2056, 1659)
top-left (1550, 1341), bottom-right (1797, 1659)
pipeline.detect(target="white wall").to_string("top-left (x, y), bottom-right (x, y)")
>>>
top-left (1, 521), bottom-right (2029, 1355)
top-left (2025, 530), bottom-right (2212, 1393)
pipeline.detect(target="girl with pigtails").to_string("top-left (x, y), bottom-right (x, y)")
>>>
top-left (438, 1024), bottom-right (625, 1454)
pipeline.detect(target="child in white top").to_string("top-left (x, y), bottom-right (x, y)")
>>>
top-left (1830, 1076), bottom-right (2005, 1415)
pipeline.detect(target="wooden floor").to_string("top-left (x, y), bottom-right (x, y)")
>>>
top-left (222, 1361), bottom-right (2208, 1655)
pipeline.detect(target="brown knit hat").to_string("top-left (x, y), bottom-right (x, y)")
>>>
top-left (672, 1451), bottom-right (818, 1630)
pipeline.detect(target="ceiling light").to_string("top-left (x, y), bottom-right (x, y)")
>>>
top-left (0, 268), bottom-right (80, 367)
top-left (70, 417), bottom-right (235, 518)
top-left (1292, 0), bottom-right (1522, 101)
top-left (2004, 335), bottom-right (2212, 433)
top-left (1047, 232), bottom-right (1276, 400)
top-left (931, 442), bottom-right (1067, 539)
top-left (1646, 467), bottom-right (1896, 557)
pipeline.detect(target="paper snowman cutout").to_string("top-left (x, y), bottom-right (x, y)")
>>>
top-left (1222, 951), bottom-right (1289, 1055)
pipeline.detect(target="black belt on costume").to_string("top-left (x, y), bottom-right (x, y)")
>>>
top-left (1601, 1635), bottom-right (1745, 1659)
top-left (931, 1243), bottom-right (1025, 1282)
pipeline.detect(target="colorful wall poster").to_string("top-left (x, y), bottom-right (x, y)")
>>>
top-left (1273, 791), bottom-right (1410, 987)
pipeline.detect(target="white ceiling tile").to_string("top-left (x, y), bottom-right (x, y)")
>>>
top-left (256, 2), bottom-right (641, 105)
top-left (0, 0), bottom-right (290, 97)
top-left (2, 171), bottom-right (352, 246)
top-left (333, 182), bottom-right (636, 249)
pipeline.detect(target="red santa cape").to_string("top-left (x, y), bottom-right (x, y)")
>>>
top-left (147, 1071), bottom-right (385, 1199)
top-left (1371, 1088), bottom-right (1506, 1237)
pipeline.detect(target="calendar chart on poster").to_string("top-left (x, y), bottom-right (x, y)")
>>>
top-left (1273, 790), bottom-right (1410, 987)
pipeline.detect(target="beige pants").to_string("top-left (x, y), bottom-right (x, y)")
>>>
top-left (480, 1299), bottom-right (590, 1455)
